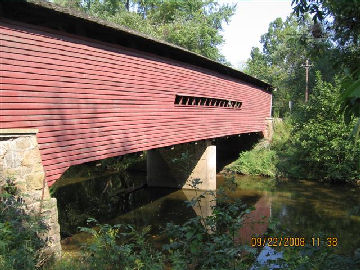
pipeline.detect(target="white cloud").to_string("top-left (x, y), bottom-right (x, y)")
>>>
top-left (219, 0), bottom-right (293, 68)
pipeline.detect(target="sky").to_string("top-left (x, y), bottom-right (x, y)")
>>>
top-left (219, 0), bottom-right (293, 69)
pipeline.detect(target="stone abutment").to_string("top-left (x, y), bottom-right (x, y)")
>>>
top-left (0, 129), bottom-right (61, 259)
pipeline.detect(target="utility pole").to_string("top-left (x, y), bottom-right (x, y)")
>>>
top-left (302, 59), bottom-right (313, 102)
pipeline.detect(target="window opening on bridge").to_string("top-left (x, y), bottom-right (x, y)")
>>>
top-left (174, 94), bottom-right (242, 109)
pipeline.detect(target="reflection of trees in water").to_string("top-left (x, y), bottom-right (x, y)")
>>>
top-left (269, 188), bottom-right (360, 254)
top-left (230, 176), bottom-right (360, 255)
top-left (53, 171), bottom-right (147, 237)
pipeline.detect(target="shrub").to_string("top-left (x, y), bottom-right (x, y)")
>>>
top-left (276, 243), bottom-right (360, 269)
top-left (78, 219), bottom-right (164, 270)
top-left (0, 177), bottom-right (48, 270)
top-left (288, 73), bottom-right (360, 182)
top-left (225, 119), bottom-right (290, 177)
top-left (232, 147), bottom-right (277, 177)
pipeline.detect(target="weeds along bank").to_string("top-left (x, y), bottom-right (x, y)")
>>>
top-left (0, 178), bottom-right (55, 270)
top-left (226, 74), bottom-right (360, 184)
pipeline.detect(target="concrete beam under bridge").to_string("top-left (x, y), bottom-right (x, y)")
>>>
top-left (147, 140), bottom-right (216, 190)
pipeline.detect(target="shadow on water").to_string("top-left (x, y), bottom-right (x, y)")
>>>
top-left (52, 170), bottom-right (178, 238)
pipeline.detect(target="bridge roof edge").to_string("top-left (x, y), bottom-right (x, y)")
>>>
top-left (0, 0), bottom-right (273, 93)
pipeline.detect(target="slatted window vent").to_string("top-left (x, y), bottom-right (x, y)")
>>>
top-left (174, 94), bottom-right (242, 109)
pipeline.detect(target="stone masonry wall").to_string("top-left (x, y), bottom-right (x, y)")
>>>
top-left (0, 131), bottom-right (61, 259)
top-left (263, 118), bottom-right (274, 141)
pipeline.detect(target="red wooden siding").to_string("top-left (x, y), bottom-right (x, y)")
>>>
top-left (0, 20), bottom-right (272, 186)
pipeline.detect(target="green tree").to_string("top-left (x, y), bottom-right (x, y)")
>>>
top-left (292, 0), bottom-right (360, 137)
top-left (292, 0), bottom-right (360, 45)
top-left (245, 15), bottom-right (338, 116)
top-left (226, 74), bottom-right (360, 182)
top-left (52, 0), bottom-right (235, 62)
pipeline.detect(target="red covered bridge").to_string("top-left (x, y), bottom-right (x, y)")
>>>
top-left (0, 1), bottom-right (272, 186)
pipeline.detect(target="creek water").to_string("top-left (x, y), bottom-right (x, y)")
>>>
top-left (52, 168), bottom-right (360, 258)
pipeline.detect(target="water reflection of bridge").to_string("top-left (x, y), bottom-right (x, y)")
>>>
top-left (186, 187), bottom-right (270, 242)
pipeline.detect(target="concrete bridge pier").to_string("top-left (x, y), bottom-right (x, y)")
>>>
top-left (147, 140), bottom-right (216, 190)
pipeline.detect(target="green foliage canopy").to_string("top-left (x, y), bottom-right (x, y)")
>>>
top-left (52, 0), bottom-right (235, 63)
top-left (292, 0), bottom-right (360, 45)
